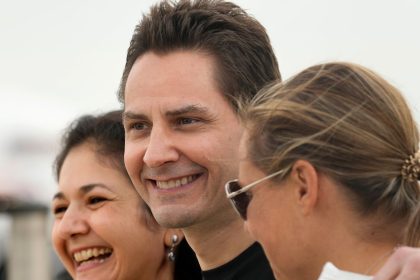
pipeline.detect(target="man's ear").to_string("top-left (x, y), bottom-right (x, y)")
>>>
top-left (163, 229), bottom-right (184, 247)
top-left (289, 160), bottom-right (319, 216)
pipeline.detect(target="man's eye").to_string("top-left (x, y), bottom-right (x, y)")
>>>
top-left (178, 118), bottom-right (199, 125)
top-left (131, 122), bottom-right (147, 130)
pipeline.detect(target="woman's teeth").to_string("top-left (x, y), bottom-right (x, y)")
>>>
top-left (156, 175), bottom-right (196, 189)
top-left (73, 247), bottom-right (112, 263)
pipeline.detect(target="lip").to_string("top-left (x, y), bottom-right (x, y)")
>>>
top-left (70, 245), bottom-right (111, 257)
top-left (149, 173), bottom-right (204, 193)
top-left (69, 246), bottom-right (113, 272)
top-left (75, 252), bottom-right (113, 273)
top-left (143, 169), bottom-right (203, 181)
top-left (141, 164), bottom-right (206, 182)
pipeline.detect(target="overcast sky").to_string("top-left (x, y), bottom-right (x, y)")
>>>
top-left (0, 0), bottom-right (419, 203)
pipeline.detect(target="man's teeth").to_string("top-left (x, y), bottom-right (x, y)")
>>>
top-left (156, 175), bottom-right (195, 189)
top-left (73, 248), bottom-right (112, 263)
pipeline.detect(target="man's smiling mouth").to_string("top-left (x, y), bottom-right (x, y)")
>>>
top-left (154, 174), bottom-right (201, 189)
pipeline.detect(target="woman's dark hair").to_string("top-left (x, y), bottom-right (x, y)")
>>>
top-left (54, 110), bottom-right (201, 279)
top-left (54, 110), bottom-right (126, 180)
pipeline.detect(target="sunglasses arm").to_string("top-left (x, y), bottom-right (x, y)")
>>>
top-left (226, 169), bottom-right (285, 199)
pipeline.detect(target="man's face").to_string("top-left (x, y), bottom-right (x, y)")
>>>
top-left (123, 50), bottom-right (243, 229)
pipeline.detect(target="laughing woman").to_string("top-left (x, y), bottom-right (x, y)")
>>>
top-left (52, 110), bottom-right (200, 280)
top-left (226, 62), bottom-right (420, 279)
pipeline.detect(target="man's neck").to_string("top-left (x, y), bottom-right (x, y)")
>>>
top-left (183, 215), bottom-right (255, 270)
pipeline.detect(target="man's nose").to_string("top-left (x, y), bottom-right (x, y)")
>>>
top-left (143, 126), bottom-right (180, 168)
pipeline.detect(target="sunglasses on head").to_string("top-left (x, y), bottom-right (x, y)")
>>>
top-left (225, 169), bottom-right (285, 220)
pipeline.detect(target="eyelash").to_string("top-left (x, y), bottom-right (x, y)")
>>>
top-left (131, 122), bottom-right (148, 130)
top-left (125, 116), bottom-right (205, 136)
top-left (52, 196), bottom-right (107, 215)
top-left (53, 206), bottom-right (67, 215)
top-left (176, 117), bottom-right (201, 125)
top-left (88, 196), bottom-right (107, 204)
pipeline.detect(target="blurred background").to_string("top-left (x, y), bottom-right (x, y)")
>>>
top-left (0, 0), bottom-right (419, 279)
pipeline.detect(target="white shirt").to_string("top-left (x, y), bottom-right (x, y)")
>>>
top-left (318, 262), bottom-right (372, 280)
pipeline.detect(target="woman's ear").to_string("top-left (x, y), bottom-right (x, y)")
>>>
top-left (290, 160), bottom-right (319, 215)
top-left (163, 229), bottom-right (184, 247)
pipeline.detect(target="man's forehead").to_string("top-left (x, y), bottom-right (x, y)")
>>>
top-left (125, 50), bottom-right (218, 88)
top-left (124, 50), bottom-right (222, 101)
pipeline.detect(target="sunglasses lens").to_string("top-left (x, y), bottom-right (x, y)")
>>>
top-left (227, 181), bottom-right (251, 220)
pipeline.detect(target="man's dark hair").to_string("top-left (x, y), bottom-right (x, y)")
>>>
top-left (118, 0), bottom-right (281, 110)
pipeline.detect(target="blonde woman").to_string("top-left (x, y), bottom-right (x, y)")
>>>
top-left (226, 62), bottom-right (420, 279)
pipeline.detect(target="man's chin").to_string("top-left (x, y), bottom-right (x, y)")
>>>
top-left (152, 206), bottom-right (198, 228)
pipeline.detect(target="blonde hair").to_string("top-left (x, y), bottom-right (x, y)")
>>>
top-left (404, 204), bottom-right (420, 246)
top-left (244, 62), bottom-right (420, 243)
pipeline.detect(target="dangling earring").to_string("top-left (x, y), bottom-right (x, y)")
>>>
top-left (167, 234), bottom-right (179, 262)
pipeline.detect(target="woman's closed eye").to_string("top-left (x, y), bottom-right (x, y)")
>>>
top-left (53, 205), bottom-right (68, 215)
top-left (88, 196), bottom-right (107, 205)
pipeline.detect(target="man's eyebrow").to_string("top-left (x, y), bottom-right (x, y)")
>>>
top-left (124, 105), bottom-right (210, 120)
top-left (123, 111), bottom-right (148, 121)
top-left (165, 104), bottom-right (209, 117)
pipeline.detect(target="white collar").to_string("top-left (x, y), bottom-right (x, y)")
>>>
top-left (317, 262), bottom-right (372, 280)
